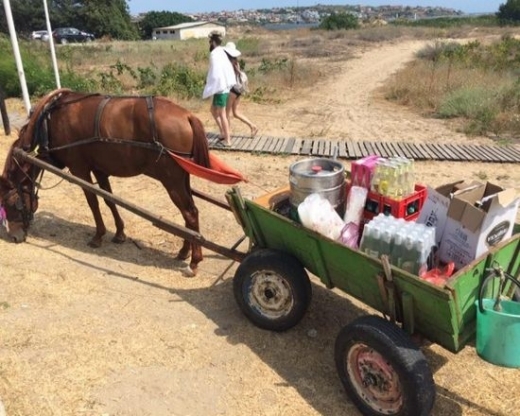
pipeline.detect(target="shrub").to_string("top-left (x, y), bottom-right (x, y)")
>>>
top-left (320, 12), bottom-right (359, 31)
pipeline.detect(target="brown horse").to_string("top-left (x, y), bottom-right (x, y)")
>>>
top-left (0, 88), bottom-right (211, 275)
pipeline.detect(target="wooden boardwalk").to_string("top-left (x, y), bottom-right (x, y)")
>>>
top-left (5, 112), bottom-right (520, 163)
top-left (208, 132), bottom-right (520, 163)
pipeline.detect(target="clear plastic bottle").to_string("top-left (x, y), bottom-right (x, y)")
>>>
top-left (391, 231), bottom-right (404, 268)
top-left (379, 229), bottom-right (393, 257)
top-left (401, 235), bottom-right (417, 274)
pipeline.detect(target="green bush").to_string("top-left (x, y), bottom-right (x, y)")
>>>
top-left (319, 12), bottom-right (359, 31)
top-left (439, 87), bottom-right (499, 119)
top-left (155, 63), bottom-right (205, 98)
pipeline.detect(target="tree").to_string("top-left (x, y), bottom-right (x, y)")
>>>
top-left (0, 0), bottom-right (138, 40)
top-left (497, 0), bottom-right (520, 22)
top-left (319, 12), bottom-right (359, 31)
top-left (76, 0), bottom-right (138, 40)
top-left (138, 11), bottom-right (193, 39)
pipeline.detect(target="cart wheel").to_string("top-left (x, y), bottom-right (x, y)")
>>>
top-left (233, 249), bottom-right (312, 331)
top-left (335, 315), bottom-right (435, 416)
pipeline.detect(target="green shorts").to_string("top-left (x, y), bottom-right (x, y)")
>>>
top-left (212, 93), bottom-right (229, 108)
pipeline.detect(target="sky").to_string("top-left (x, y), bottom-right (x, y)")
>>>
top-left (128, 1), bottom-right (503, 15)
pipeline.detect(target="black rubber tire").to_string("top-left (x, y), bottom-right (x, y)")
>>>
top-left (335, 315), bottom-right (435, 416)
top-left (233, 249), bottom-right (312, 331)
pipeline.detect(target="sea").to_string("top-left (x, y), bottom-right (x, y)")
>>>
top-left (262, 22), bottom-right (319, 31)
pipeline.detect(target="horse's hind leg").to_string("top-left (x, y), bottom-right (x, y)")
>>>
top-left (161, 172), bottom-right (202, 276)
top-left (69, 167), bottom-right (107, 248)
top-left (92, 171), bottom-right (126, 244)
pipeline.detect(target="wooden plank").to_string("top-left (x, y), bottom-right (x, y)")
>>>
top-left (233, 136), bottom-right (248, 150)
top-left (394, 142), bottom-right (413, 159)
top-left (430, 143), bottom-right (453, 161)
top-left (468, 144), bottom-right (493, 162)
top-left (241, 134), bottom-right (262, 152)
top-left (290, 138), bottom-right (304, 154)
top-left (397, 142), bottom-right (413, 159)
top-left (301, 138), bottom-right (313, 155)
top-left (479, 145), bottom-right (511, 163)
top-left (252, 136), bottom-right (270, 153)
top-left (492, 145), bottom-right (520, 162)
top-left (337, 141), bottom-right (347, 158)
top-left (345, 140), bottom-right (356, 158)
top-left (350, 141), bottom-right (362, 158)
top-left (363, 141), bottom-right (377, 157)
top-left (323, 140), bottom-right (332, 157)
top-left (458, 145), bottom-right (478, 161)
top-left (383, 141), bottom-right (397, 158)
top-left (358, 142), bottom-right (370, 157)
top-left (371, 142), bottom-right (384, 157)
top-left (274, 138), bottom-right (286, 154)
top-left (500, 145), bottom-right (520, 160)
top-left (411, 143), bottom-right (430, 160)
top-left (282, 137), bottom-right (295, 154)
top-left (423, 143), bottom-right (443, 160)
top-left (311, 139), bottom-right (320, 156)
top-left (267, 137), bottom-right (280, 153)
top-left (444, 144), bottom-right (468, 161)
top-left (273, 138), bottom-right (286, 154)
top-left (404, 142), bottom-right (424, 160)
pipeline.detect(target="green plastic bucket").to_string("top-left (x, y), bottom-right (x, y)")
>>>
top-left (476, 271), bottom-right (520, 368)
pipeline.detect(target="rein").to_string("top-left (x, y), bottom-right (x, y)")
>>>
top-left (46, 136), bottom-right (192, 158)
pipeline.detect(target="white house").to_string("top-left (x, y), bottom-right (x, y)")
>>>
top-left (152, 21), bottom-right (225, 41)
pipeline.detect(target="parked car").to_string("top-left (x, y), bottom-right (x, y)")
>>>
top-left (52, 27), bottom-right (95, 44)
top-left (31, 30), bottom-right (48, 40)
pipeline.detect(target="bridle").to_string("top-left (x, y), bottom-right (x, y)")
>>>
top-left (6, 154), bottom-right (41, 230)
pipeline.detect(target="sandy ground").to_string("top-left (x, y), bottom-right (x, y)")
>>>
top-left (1, 39), bottom-right (520, 416)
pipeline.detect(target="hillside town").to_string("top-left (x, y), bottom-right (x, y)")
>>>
top-left (181, 5), bottom-right (465, 25)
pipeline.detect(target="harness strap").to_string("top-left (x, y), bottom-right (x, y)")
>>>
top-left (94, 96), bottom-right (111, 138)
top-left (146, 96), bottom-right (159, 144)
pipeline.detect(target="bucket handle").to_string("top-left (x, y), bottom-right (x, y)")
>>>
top-left (478, 264), bottom-right (520, 314)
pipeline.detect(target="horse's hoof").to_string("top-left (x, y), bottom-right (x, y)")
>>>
top-left (88, 239), bottom-right (102, 248)
top-left (112, 233), bottom-right (126, 244)
top-left (182, 266), bottom-right (196, 278)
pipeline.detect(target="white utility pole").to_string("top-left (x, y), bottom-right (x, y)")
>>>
top-left (43, 0), bottom-right (60, 88)
top-left (3, 0), bottom-right (31, 115)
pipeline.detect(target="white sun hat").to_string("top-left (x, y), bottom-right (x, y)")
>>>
top-left (224, 42), bottom-right (241, 58)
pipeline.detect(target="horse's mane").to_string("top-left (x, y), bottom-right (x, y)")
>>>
top-left (21, 88), bottom-right (73, 150)
top-left (1, 137), bottom-right (22, 179)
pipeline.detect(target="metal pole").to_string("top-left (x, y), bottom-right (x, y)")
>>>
top-left (2, 0), bottom-right (31, 115)
top-left (43, 0), bottom-right (60, 88)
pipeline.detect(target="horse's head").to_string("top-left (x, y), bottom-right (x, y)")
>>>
top-left (0, 133), bottom-right (39, 243)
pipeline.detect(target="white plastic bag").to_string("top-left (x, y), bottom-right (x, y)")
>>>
top-left (298, 193), bottom-right (344, 241)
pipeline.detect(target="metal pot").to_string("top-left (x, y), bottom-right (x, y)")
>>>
top-left (289, 158), bottom-right (346, 216)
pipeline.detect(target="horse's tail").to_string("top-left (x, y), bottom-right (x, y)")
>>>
top-left (188, 115), bottom-right (210, 168)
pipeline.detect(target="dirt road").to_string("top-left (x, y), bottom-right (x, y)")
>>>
top-left (0, 39), bottom-right (519, 416)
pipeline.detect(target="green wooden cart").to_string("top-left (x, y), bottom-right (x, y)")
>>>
top-left (226, 186), bottom-right (520, 416)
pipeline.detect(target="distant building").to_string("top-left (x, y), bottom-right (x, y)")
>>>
top-left (152, 21), bottom-right (225, 40)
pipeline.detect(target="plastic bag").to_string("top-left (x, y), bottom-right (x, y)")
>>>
top-left (298, 193), bottom-right (344, 241)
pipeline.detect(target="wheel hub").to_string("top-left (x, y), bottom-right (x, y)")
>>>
top-left (249, 270), bottom-right (294, 319)
top-left (347, 343), bottom-right (403, 415)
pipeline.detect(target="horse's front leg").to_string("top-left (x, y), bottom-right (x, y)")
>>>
top-left (93, 171), bottom-right (126, 244)
top-left (71, 168), bottom-right (107, 248)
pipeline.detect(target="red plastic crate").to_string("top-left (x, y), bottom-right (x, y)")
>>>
top-left (347, 183), bottom-right (427, 222)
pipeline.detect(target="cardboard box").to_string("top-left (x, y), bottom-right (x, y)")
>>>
top-left (417, 180), bottom-right (482, 246)
top-left (438, 182), bottom-right (520, 270)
